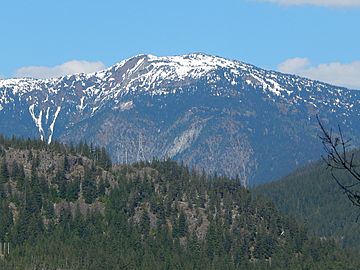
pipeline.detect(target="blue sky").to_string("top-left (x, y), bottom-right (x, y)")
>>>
top-left (1, 0), bottom-right (360, 88)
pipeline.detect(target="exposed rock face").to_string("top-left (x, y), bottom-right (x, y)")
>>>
top-left (1, 53), bottom-right (360, 185)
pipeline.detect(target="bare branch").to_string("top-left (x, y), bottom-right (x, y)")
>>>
top-left (317, 115), bottom-right (360, 209)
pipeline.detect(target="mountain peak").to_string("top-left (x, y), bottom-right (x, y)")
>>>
top-left (0, 53), bottom-right (359, 186)
top-left (0, 53), bottom-right (353, 106)
top-left (108, 52), bottom-right (244, 74)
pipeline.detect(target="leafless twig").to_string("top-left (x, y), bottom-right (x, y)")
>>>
top-left (317, 115), bottom-right (360, 209)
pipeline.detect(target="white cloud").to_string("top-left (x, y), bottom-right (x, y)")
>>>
top-left (259, 0), bottom-right (360, 7)
top-left (278, 57), bottom-right (360, 89)
top-left (15, 60), bottom-right (106, 79)
top-left (278, 57), bottom-right (310, 73)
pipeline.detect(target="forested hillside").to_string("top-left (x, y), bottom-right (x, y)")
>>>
top-left (254, 155), bottom-right (360, 251)
top-left (0, 136), bottom-right (359, 269)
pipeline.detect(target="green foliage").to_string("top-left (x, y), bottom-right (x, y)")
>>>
top-left (177, 210), bottom-right (187, 237)
top-left (82, 167), bottom-right (97, 204)
top-left (11, 161), bottom-right (25, 190)
top-left (0, 160), bottom-right (9, 183)
top-left (254, 157), bottom-right (360, 251)
top-left (97, 178), bottom-right (106, 197)
top-left (66, 177), bottom-right (80, 202)
top-left (76, 141), bottom-right (112, 170)
top-left (0, 135), bottom-right (358, 269)
top-left (0, 201), bottom-right (12, 241)
top-left (140, 210), bottom-right (150, 236)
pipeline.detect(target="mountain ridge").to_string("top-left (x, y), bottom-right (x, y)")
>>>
top-left (1, 53), bottom-right (360, 185)
top-left (253, 153), bottom-right (360, 250)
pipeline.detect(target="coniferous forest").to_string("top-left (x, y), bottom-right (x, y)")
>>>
top-left (254, 154), bottom-right (360, 252)
top-left (0, 135), bottom-right (359, 269)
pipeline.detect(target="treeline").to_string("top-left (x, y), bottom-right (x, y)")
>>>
top-left (0, 134), bottom-right (112, 170)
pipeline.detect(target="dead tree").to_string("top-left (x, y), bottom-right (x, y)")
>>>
top-left (317, 115), bottom-right (360, 208)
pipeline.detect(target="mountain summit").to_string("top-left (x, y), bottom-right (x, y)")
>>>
top-left (1, 53), bottom-right (360, 185)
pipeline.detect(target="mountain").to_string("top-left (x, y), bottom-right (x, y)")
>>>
top-left (1, 53), bottom-right (360, 185)
top-left (254, 153), bottom-right (360, 251)
top-left (0, 136), bottom-right (359, 269)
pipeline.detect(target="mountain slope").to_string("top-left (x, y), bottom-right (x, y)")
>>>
top-left (1, 53), bottom-right (360, 184)
top-left (0, 136), bottom-right (359, 269)
top-left (254, 153), bottom-right (360, 250)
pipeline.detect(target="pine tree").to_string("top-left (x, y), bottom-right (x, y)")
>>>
top-left (55, 165), bottom-right (67, 199)
top-left (66, 177), bottom-right (80, 202)
top-left (97, 179), bottom-right (106, 197)
top-left (59, 206), bottom-right (72, 231)
top-left (178, 210), bottom-right (187, 237)
top-left (0, 202), bottom-right (13, 241)
top-left (82, 168), bottom-right (97, 204)
top-left (140, 210), bottom-right (150, 236)
top-left (0, 160), bottom-right (9, 184)
top-left (63, 155), bottom-right (70, 172)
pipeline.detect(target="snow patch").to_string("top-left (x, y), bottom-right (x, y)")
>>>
top-left (78, 96), bottom-right (86, 112)
top-left (29, 104), bottom-right (45, 141)
top-left (48, 106), bottom-right (61, 144)
top-left (114, 100), bottom-right (134, 111)
top-left (45, 107), bottom-right (50, 123)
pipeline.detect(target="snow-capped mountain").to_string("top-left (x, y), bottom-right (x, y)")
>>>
top-left (1, 53), bottom-right (360, 185)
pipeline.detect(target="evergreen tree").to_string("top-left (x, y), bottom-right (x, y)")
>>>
top-left (55, 168), bottom-right (67, 199)
top-left (66, 177), bottom-right (80, 202)
top-left (97, 178), bottom-right (106, 197)
top-left (140, 210), bottom-right (150, 236)
top-left (178, 210), bottom-right (187, 237)
top-left (82, 167), bottom-right (97, 204)
top-left (0, 202), bottom-right (12, 241)
top-left (0, 160), bottom-right (9, 184)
